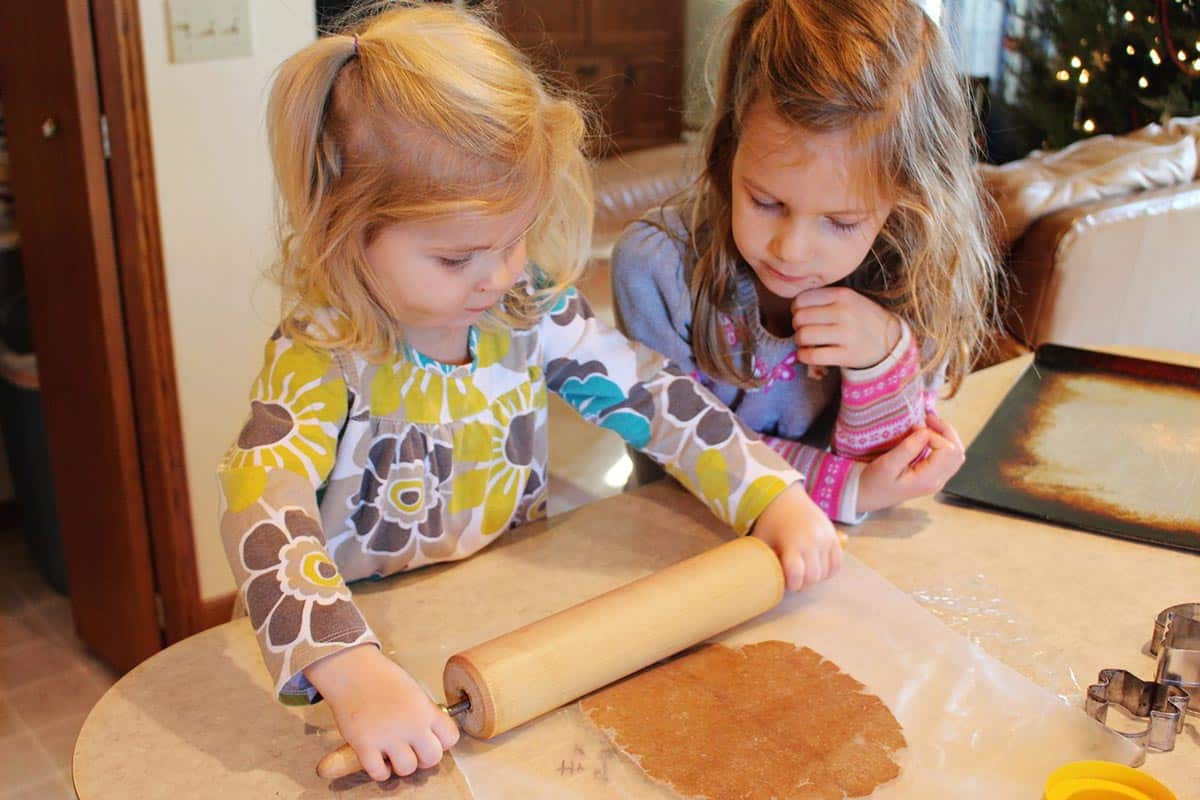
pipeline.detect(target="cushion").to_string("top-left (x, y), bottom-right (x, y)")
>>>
top-left (1163, 114), bottom-right (1200, 148)
top-left (591, 142), bottom-right (699, 255)
top-left (979, 124), bottom-right (1198, 246)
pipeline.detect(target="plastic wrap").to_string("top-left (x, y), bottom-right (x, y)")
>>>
top-left (911, 572), bottom-right (1085, 705)
top-left (430, 555), bottom-right (1137, 798)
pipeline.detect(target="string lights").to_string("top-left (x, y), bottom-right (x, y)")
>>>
top-left (1012, 0), bottom-right (1198, 145)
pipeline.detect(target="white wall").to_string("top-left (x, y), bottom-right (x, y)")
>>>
top-left (139, 0), bottom-right (316, 600)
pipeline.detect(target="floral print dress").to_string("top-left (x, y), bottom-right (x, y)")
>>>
top-left (218, 289), bottom-right (802, 703)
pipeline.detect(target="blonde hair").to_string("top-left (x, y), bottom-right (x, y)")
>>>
top-left (684, 0), bottom-right (1001, 395)
top-left (267, 2), bottom-right (593, 358)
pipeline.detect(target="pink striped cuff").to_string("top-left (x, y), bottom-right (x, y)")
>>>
top-left (763, 435), bottom-right (861, 522)
top-left (841, 339), bottom-right (920, 408)
top-left (807, 452), bottom-right (854, 520)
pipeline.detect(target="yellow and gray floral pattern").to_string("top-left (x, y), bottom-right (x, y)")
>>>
top-left (219, 290), bottom-right (801, 702)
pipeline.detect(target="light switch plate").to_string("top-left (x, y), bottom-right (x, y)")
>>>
top-left (166, 0), bottom-right (253, 64)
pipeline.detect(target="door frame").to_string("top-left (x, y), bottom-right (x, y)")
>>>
top-left (91, 0), bottom-right (206, 645)
top-left (0, 0), bottom-right (205, 671)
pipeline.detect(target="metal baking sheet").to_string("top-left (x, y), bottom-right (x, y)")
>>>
top-left (944, 344), bottom-right (1200, 553)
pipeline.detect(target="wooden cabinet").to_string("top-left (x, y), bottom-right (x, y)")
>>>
top-left (497, 0), bottom-right (684, 155)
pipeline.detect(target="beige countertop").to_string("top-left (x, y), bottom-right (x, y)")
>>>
top-left (74, 349), bottom-right (1199, 798)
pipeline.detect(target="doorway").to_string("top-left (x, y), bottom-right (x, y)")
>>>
top-left (0, 0), bottom-right (201, 675)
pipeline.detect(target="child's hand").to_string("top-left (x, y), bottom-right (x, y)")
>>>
top-left (304, 643), bottom-right (459, 781)
top-left (857, 413), bottom-right (965, 514)
top-left (751, 483), bottom-right (843, 591)
top-left (791, 287), bottom-right (901, 370)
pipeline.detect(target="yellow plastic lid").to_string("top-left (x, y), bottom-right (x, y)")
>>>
top-left (1044, 761), bottom-right (1176, 800)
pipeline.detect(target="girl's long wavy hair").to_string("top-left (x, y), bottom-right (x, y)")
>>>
top-left (686, 0), bottom-right (1001, 394)
top-left (267, 2), bottom-right (593, 358)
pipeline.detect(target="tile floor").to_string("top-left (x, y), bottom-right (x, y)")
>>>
top-left (0, 524), bottom-right (117, 799)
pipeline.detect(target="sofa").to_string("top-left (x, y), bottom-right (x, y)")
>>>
top-left (590, 119), bottom-right (1200, 361)
top-left (996, 151), bottom-right (1200, 355)
top-left (592, 142), bottom-right (699, 257)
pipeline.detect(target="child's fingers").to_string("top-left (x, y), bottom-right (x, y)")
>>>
top-left (915, 429), bottom-right (952, 453)
top-left (800, 548), bottom-right (825, 590)
top-left (877, 427), bottom-right (933, 474)
top-left (780, 550), bottom-right (807, 592)
top-left (825, 537), bottom-right (844, 579)
top-left (793, 324), bottom-right (841, 348)
top-left (932, 437), bottom-right (966, 477)
top-left (906, 432), bottom-right (963, 489)
top-left (795, 345), bottom-right (848, 366)
top-left (920, 430), bottom-right (963, 468)
top-left (384, 744), bottom-right (419, 778)
top-left (431, 709), bottom-right (460, 750)
top-left (356, 746), bottom-right (392, 783)
top-left (925, 412), bottom-right (965, 451)
top-left (792, 305), bottom-right (841, 329)
top-left (412, 731), bottom-right (445, 770)
top-left (790, 287), bottom-right (839, 310)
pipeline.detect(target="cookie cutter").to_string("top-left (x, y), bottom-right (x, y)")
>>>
top-left (1085, 668), bottom-right (1189, 765)
top-left (1150, 603), bottom-right (1200, 697)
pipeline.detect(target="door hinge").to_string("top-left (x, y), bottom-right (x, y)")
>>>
top-left (100, 114), bottom-right (111, 159)
top-left (154, 592), bottom-right (166, 630)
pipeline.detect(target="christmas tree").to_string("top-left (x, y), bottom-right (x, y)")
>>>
top-left (1007, 0), bottom-right (1200, 150)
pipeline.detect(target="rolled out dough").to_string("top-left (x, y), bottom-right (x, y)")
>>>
top-left (579, 641), bottom-right (905, 800)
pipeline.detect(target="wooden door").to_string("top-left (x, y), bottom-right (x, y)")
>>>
top-left (497, 0), bottom-right (685, 155)
top-left (498, 0), bottom-right (587, 49)
top-left (0, 0), bottom-right (163, 672)
top-left (589, 0), bottom-right (677, 47)
top-left (612, 55), bottom-right (683, 150)
top-left (561, 56), bottom-right (622, 155)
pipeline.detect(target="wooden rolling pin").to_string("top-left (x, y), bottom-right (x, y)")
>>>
top-left (317, 536), bottom-right (785, 779)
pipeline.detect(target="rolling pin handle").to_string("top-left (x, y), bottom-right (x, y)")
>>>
top-left (439, 694), bottom-right (471, 719)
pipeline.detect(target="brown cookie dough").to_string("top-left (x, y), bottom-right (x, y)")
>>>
top-left (580, 641), bottom-right (905, 800)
